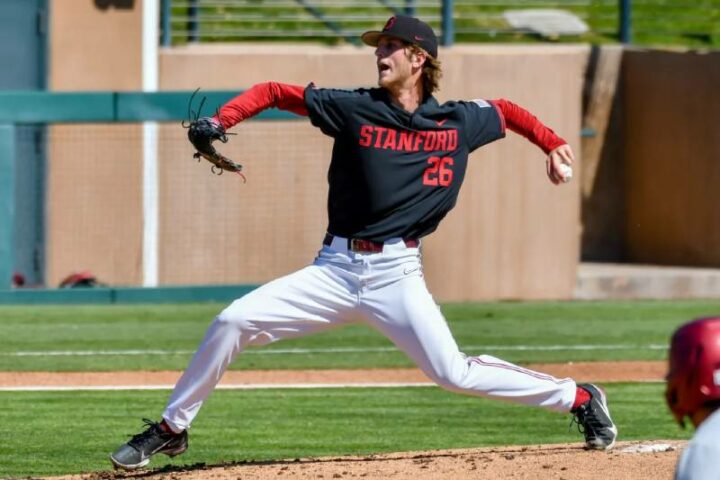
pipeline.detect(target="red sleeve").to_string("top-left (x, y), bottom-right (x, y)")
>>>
top-left (214, 82), bottom-right (308, 129)
top-left (489, 99), bottom-right (566, 154)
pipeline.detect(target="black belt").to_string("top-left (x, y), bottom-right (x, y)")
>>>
top-left (323, 233), bottom-right (419, 253)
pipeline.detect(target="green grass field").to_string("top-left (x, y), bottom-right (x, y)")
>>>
top-left (1, 300), bottom-right (718, 371)
top-left (1, 299), bottom-right (718, 477)
top-left (171, 0), bottom-right (720, 48)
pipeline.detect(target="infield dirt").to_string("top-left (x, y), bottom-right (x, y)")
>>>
top-left (51, 441), bottom-right (683, 480)
top-left (0, 360), bottom-right (666, 387)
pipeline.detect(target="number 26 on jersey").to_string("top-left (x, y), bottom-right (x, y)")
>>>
top-left (422, 156), bottom-right (454, 187)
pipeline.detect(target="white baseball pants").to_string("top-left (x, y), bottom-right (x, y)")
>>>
top-left (162, 236), bottom-right (577, 432)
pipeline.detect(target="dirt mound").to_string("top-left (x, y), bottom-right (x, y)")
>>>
top-left (52, 441), bottom-right (683, 480)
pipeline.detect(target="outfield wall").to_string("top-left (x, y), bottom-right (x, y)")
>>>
top-left (47, 0), bottom-right (145, 286)
top-left (47, 42), bottom-right (587, 301)
top-left (49, 0), bottom-right (142, 91)
top-left (44, 2), bottom-right (588, 300)
top-left (623, 49), bottom-right (720, 268)
top-left (42, 2), bottom-right (720, 301)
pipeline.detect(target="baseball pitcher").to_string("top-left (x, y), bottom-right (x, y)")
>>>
top-left (110, 15), bottom-right (617, 470)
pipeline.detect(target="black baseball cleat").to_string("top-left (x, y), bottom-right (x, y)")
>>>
top-left (571, 383), bottom-right (618, 450)
top-left (110, 419), bottom-right (188, 470)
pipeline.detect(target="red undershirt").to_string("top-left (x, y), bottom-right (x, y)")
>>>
top-left (214, 82), bottom-right (566, 154)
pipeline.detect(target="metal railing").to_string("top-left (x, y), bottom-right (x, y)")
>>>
top-left (159, 0), bottom-right (720, 47)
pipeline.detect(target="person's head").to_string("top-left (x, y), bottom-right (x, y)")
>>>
top-left (361, 16), bottom-right (442, 97)
top-left (666, 316), bottom-right (720, 428)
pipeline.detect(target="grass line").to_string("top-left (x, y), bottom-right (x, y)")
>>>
top-left (0, 343), bottom-right (668, 357)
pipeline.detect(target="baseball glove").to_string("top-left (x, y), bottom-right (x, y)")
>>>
top-left (187, 117), bottom-right (244, 178)
top-left (184, 89), bottom-right (245, 181)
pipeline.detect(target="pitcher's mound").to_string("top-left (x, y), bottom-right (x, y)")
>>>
top-left (55, 441), bottom-right (685, 480)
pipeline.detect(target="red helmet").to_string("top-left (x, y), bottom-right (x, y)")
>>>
top-left (665, 316), bottom-right (720, 426)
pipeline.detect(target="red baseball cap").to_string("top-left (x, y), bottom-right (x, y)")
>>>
top-left (361, 15), bottom-right (438, 59)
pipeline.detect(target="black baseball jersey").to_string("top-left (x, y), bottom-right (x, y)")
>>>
top-left (304, 86), bottom-right (505, 242)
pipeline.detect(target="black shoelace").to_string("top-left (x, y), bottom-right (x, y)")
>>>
top-left (128, 418), bottom-right (166, 449)
top-left (570, 403), bottom-right (604, 436)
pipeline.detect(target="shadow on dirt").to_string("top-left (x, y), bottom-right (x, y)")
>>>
top-left (86, 444), bottom-right (591, 479)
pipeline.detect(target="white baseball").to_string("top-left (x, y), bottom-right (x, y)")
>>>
top-left (559, 164), bottom-right (573, 183)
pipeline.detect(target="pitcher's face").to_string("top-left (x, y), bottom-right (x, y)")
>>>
top-left (374, 36), bottom-right (413, 89)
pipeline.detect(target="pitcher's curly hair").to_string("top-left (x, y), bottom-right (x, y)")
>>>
top-left (406, 44), bottom-right (443, 96)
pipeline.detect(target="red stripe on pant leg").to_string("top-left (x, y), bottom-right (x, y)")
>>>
top-left (470, 357), bottom-right (573, 385)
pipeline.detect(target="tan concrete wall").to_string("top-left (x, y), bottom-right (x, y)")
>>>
top-left (46, 125), bottom-right (144, 287)
top-left (43, 21), bottom-right (587, 298)
top-left (49, 0), bottom-right (143, 91)
top-left (156, 121), bottom-right (331, 285)
top-left (623, 49), bottom-right (720, 267)
top-left (46, 0), bottom-right (144, 286)
top-left (580, 46), bottom-right (626, 262)
top-left (159, 44), bottom-right (587, 300)
top-left (40, 5), bottom-right (720, 297)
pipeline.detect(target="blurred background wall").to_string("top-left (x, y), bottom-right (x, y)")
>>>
top-left (4, 0), bottom-right (718, 300)
top-left (623, 50), bottom-right (720, 268)
top-left (47, 0), bottom-right (144, 286)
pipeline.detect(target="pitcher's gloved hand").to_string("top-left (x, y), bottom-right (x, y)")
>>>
top-left (187, 117), bottom-right (245, 180)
